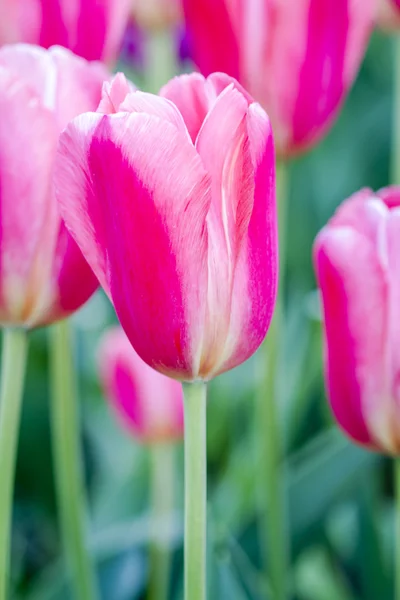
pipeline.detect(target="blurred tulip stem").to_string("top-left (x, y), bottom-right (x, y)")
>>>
top-left (49, 320), bottom-right (98, 600)
top-left (395, 459), bottom-right (400, 600)
top-left (148, 442), bottom-right (176, 600)
top-left (255, 160), bottom-right (289, 600)
top-left (0, 329), bottom-right (28, 600)
top-left (183, 381), bottom-right (207, 600)
top-left (392, 35), bottom-right (400, 185)
top-left (146, 29), bottom-right (177, 93)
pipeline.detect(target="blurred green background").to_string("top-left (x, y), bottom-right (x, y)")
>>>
top-left (10, 29), bottom-right (395, 600)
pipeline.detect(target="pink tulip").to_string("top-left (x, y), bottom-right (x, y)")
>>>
top-left (0, 0), bottom-right (131, 63)
top-left (99, 327), bottom-right (184, 442)
top-left (183, 0), bottom-right (375, 157)
top-left (314, 186), bottom-right (400, 455)
top-left (0, 44), bottom-right (108, 327)
top-left (377, 0), bottom-right (400, 30)
top-left (55, 72), bottom-right (278, 381)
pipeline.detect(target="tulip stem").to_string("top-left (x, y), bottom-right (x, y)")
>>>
top-left (148, 443), bottom-right (176, 600)
top-left (0, 329), bottom-right (28, 600)
top-left (146, 30), bottom-right (177, 93)
top-left (395, 459), bottom-right (400, 600)
top-left (392, 35), bottom-right (400, 185)
top-left (255, 160), bottom-right (289, 600)
top-left (49, 321), bottom-right (98, 600)
top-left (183, 381), bottom-right (207, 600)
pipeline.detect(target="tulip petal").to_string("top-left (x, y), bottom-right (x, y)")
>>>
top-left (314, 226), bottom-right (387, 448)
top-left (57, 112), bottom-right (211, 378)
top-left (97, 72), bottom-right (134, 114)
top-left (0, 67), bottom-right (57, 323)
top-left (183, 0), bottom-right (240, 80)
top-left (119, 91), bottom-right (190, 137)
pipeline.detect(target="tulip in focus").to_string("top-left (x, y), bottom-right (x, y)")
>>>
top-left (0, 44), bottom-right (108, 327)
top-left (99, 327), bottom-right (184, 443)
top-left (56, 71), bottom-right (278, 381)
top-left (314, 186), bottom-right (400, 455)
top-left (183, 0), bottom-right (375, 156)
top-left (0, 0), bottom-right (131, 63)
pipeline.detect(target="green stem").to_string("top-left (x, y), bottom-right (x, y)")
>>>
top-left (148, 443), bottom-right (176, 600)
top-left (146, 29), bottom-right (177, 93)
top-left (391, 35), bottom-right (400, 185)
top-left (0, 329), bottom-right (28, 600)
top-left (395, 459), bottom-right (400, 600)
top-left (255, 161), bottom-right (289, 600)
top-left (49, 321), bottom-right (98, 600)
top-left (183, 382), bottom-right (207, 600)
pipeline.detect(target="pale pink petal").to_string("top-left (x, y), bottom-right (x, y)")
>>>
top-left (314, 226), bottom-right (386, 449)
top-left (99, 327), bottom-right (184, 442)
top-left (119, 91), bottom-right (190, 137)
top-left (57, 112), bottom-right (211, 379)
top-left (97, 72), bottom-right (135, 114)
top-left (0, 66), bottom-right (57, 324)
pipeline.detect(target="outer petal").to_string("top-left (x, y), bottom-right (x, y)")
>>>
top-left (99, 327), bottom-right (184, 442)
top-left (183, 0), bottom-right (240, 80)
top-left (0, 67), bottom-right (57, 325)
top-left (56, 112), bottom-right (211, 379)
top-left (314, 226), bottom-right (386, 449)
top-left (218, 103), bottom-right (277, 374)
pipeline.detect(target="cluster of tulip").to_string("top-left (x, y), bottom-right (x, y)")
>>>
top-left (0, 0), bottom-right (399, 599)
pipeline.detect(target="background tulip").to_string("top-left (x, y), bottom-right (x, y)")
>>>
top-left (99, 327), bottom-right (184, 443)
top-left (0, 44), bottom-right (107, 327)
top-left (183, 0), bottom-right (375, 156)
top-left (314, 186), bottom-right (400, 455)
top-left (0, 0), bottom-right (131, 63)
top-left (56, 72), bottom-right (278, 381)
top-left (378, 0), bottom-right (400, 30)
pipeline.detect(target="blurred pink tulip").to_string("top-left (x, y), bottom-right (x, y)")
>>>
top-left (314, 186), bottom-right (400, 455)
top-left (56, 72), bottom-right (278, 381)
top-left (183, 0), bottom-right (375, 157)
top-left (377, 0), bottom-right (400, 30)
top-left (99, 327), bottom-right (184, 442)
top-left (0, 0), bottom-right (131, 63)
top-left (0, 44), bottom-right (108, 327)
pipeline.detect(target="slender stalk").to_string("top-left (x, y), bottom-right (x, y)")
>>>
top-left (49, 320), bottom-right (98, 600)
top-left (146, 29), bottom-right (177, 93)
top-left (183, 382), bottom-right (207, 600)
top-left (0, 329), bottom-right (28, 600)
top-left (395, 460), bottom-right (400, 600)
top-left (255, 161), bottom-right (289, 600)
top-left (391, 35), bottom-right (400, 185)
top-left (148, 443), bottom-right (176, 600)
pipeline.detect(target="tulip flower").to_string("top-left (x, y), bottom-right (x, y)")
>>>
top-left (99, 327), bottom-right (184, 443)
top-left (0, 44), bottom-right (108, 328)
top-left (314, 186), bottom-right (400, 455)
top-left (55, 71), bottom-right (278, 382)
top-left (183, 0), bottom-right (375, 157)
top-left (0, 0), bottom-right (131, 63)
top-left (131, 0), bottom-right (182, 32)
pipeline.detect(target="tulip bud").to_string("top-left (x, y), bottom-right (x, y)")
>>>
top-left (131, 0), bottom-right (182, 32)
top-left (314, 186), bottom-right (400, 455)
top-left (183, 0), bottom-right (375, 157)
top-left (0, 44), bottom-right (109, 327)
top-left (56, 72), bottom-right (278, 381)
top-left (99, 327), bottom-right (184, 443)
